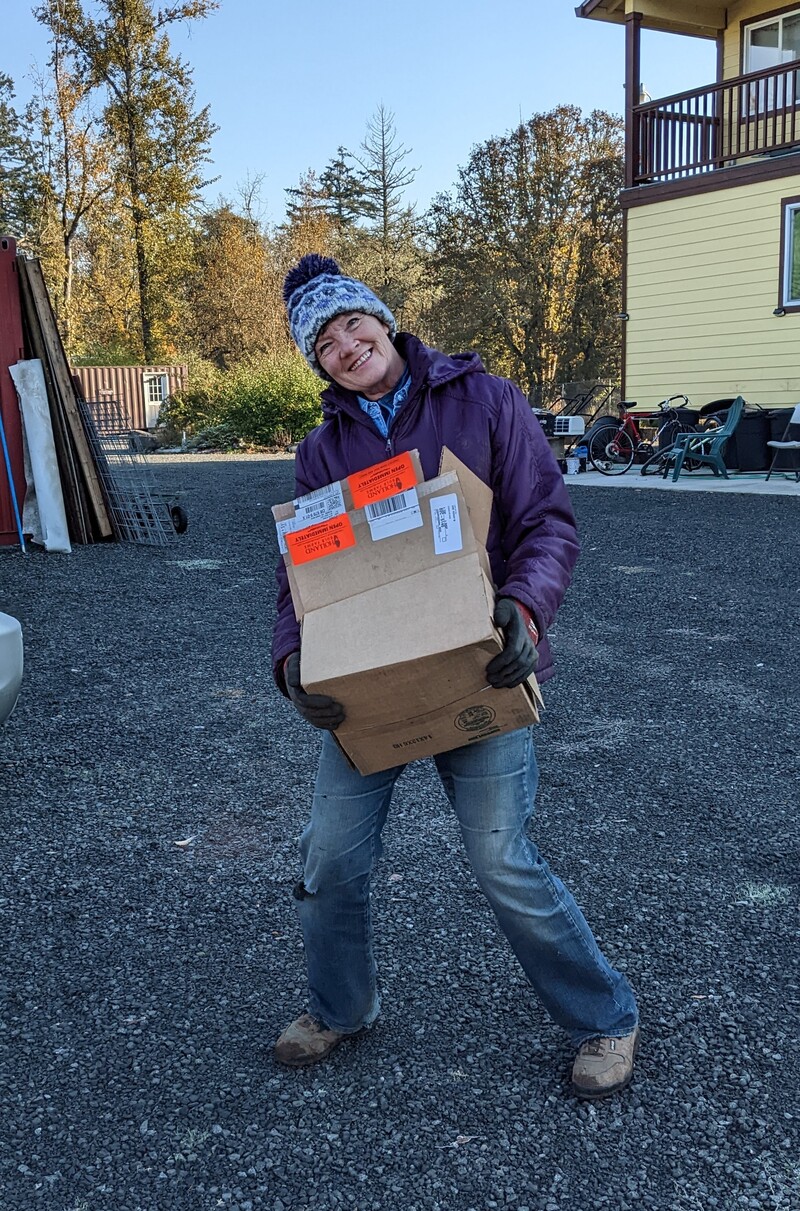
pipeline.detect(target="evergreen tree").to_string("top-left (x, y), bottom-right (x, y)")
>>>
top-left (0, 74), bottom-right (38, 241)
top-left (319, 146), bottom-right (371, 229)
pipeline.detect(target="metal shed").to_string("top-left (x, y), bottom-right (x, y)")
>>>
top-left (70, 364), bottom-right (188, 431)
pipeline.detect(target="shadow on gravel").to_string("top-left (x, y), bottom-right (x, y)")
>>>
top-left (1, 455), bottom-right (798, 1211)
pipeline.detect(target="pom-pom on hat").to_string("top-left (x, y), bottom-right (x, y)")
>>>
top-left (283, 253), bottom-right (397, 377)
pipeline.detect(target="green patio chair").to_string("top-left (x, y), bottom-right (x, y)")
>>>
top-left (662, 396), bottom-right (746, 482)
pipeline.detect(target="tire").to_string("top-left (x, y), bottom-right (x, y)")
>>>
top-left (170, 504), bottom-right (189, 534)
top-left (583, 416), bottom-right (619, 447)
top-left (588, 426), bottom-right (635, 475)
top-left (676, 423), bottom-right (705, 472)
top-left (640, 446), bottom-right (672, 476)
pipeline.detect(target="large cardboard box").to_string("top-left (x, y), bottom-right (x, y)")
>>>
top-left (273, 448), bottom-right (542, 774)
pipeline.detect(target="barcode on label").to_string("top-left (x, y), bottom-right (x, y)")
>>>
top-left (293, 482), bottom-right (346, 524)
top-left (430, 493), bottom-right (462, 554)
top-left (365, 489), bottom-right (417, 521)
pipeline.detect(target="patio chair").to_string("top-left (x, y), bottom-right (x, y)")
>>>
top-left (765, 404), bottom-right (800, 482)
top-left (662, 396), bottom-right (745, 482)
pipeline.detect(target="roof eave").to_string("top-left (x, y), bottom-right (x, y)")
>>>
top-left (576, 1), bottom-right (722, 39)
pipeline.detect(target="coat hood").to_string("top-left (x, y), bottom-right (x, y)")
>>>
top-left (319, 333), bottom-right (485, 421)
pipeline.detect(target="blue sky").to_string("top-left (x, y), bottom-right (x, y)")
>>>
top-left (3, 1), bottom-right (716, 224)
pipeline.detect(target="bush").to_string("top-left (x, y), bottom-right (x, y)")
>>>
top-left (164, 352), bottom-right (323, 447)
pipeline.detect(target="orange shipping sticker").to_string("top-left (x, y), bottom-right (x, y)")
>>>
top-left (285, 513), bottom-right (356, 565)
top-left (348, 452), bottom-right (419, 509)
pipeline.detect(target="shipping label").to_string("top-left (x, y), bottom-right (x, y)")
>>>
top-left (348, 451), bottom-right (418, 509)
top-left (275, 517), bottom-right (298, 555)
top-left (275, 482), bottom-right (347, 553)
top-left (285, 514), bottom-right (356, 565)
top-left (293, 481), bottom-right (346, 524)
top-left (430, 494), bottom-right (463, 554)
top-left (365, 487), bottom-right (423, 542)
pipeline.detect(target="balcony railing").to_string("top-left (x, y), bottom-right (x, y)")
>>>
top-left (632, 61), bottom-right (800, 185)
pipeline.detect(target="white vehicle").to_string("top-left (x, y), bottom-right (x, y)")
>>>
top-left (0, 611), bottom-right (23, 725)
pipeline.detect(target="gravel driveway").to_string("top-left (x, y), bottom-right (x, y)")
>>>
top-left (1, 452), bottom-right (798, 1211)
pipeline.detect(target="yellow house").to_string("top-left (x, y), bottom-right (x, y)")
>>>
top-left (577, 0), bottom-right (800, 410)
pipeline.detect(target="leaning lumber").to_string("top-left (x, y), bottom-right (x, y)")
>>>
top-left (17, 258), bottom-right (113, 541)
top-left (17, 260), bottom-right (90, 543)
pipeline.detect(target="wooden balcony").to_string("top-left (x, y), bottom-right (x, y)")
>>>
top-left (631, 62), bottom-right (800, 186)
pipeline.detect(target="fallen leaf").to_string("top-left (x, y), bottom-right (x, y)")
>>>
top-left (439, 1134), bottom-right (480, 1148)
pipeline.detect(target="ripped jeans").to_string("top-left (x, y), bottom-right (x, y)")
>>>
top-left (293, 728), bottom-right (638, 1048)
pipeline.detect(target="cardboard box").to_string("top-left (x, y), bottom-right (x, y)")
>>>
top-left (273, 448), bottom-right (542, 774)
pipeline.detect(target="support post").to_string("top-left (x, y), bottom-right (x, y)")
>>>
top-left (625, 12), bottom-right (643, 189)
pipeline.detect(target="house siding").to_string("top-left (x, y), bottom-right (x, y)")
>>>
top-left (625, 172), bottom-right (800, 406)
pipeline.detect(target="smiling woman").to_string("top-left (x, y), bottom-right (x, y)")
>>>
top-left (314, 313), bottom-right (407, 398)
top-left (270, 251), bottom-right (640, 1098)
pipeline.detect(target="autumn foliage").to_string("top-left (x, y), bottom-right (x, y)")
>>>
top-left (1, 3), bottom-right (623, 441)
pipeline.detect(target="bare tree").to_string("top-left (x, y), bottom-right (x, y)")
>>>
top-left (36, 0), bottom-right (218, 361)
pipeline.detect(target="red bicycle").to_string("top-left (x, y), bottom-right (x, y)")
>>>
top-left (586, 395), bottom-right (700, 476)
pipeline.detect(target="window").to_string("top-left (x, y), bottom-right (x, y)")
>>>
top-left (142, 372), bottom-right (168, 428)
top-left (780, 196), bottom-right (800, 309)
top-left (744, 9), bottom-right (800, 111)
top-left (144, 373), bottom-right (166, 405)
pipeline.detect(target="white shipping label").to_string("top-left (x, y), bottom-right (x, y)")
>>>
top-left (430, 494), bottom-right (463, 555)
top-left (365, 487), bottom-right (423, 542)
top-left (276, 517), bottom-right (300, 555)
top-left (276, 481), bottom-right (348, 553)
top-left (293, 481), bottom-right (346, 525)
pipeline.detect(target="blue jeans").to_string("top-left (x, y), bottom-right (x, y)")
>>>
top-left (293, 728), bottom-right (638, 1048)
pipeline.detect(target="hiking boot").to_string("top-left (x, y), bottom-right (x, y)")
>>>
top-left (571, 1027), bottom-right (639, 1099)
top-left (274, 1013), bottom-right (354, 1068)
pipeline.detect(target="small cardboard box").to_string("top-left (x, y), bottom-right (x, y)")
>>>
top-left (273, 448), bottom-right (542, 774)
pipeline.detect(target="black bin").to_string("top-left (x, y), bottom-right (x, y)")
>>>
top-left (723, 410), bottom-right (771, 471)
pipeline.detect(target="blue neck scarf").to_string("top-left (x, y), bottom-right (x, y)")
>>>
top-left (356, 365), bottom-right (412, 439)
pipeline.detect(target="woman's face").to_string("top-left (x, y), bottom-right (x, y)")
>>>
top-left (315, 311), bottom-right (405, 398)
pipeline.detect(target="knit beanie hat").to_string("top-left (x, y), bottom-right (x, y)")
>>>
top-left (283, 254), bottom-right (397, 378)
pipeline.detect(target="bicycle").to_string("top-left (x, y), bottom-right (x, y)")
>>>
top-left (587, 395), bottom-right (701, 476)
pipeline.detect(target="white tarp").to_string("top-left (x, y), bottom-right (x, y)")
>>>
top-left (9, 359), bottom-right (71, 553)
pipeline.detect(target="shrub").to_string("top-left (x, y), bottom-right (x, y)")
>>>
top-left (163, 352), bottom-right (323, 447)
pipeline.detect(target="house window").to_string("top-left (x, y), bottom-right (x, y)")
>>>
top-left (780, 197), bottom-right (800, 308)
top-left (744, 9), bottom-right (800, 111)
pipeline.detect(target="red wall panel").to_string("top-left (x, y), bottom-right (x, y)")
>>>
top-left (0, 237), bottom-right (25, 547)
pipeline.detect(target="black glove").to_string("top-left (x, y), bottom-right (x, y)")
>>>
top-left (285, 652), bottom-right (346, 731)
top-left (486, 598), bottom-right (539, 689)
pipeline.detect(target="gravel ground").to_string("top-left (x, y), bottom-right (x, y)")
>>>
top-left (1, 452), bottom-right (799, 1211)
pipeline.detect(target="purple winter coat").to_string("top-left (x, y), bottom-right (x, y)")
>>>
top-left (272, 334), bottom-right (580, 693)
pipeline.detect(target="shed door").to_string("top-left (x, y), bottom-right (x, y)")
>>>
top-left (142, 373), bottom-right (168, 428)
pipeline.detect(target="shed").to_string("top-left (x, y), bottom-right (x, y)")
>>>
top-left (70, 364), bottom-right (188, 431)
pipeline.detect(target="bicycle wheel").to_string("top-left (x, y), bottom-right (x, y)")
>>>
top-left (640, 445), bottom-right (673, 476)
top-left (676, 423), bottom-right (705, 472)
top-left (588, 427), bottom-right (635, 475)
